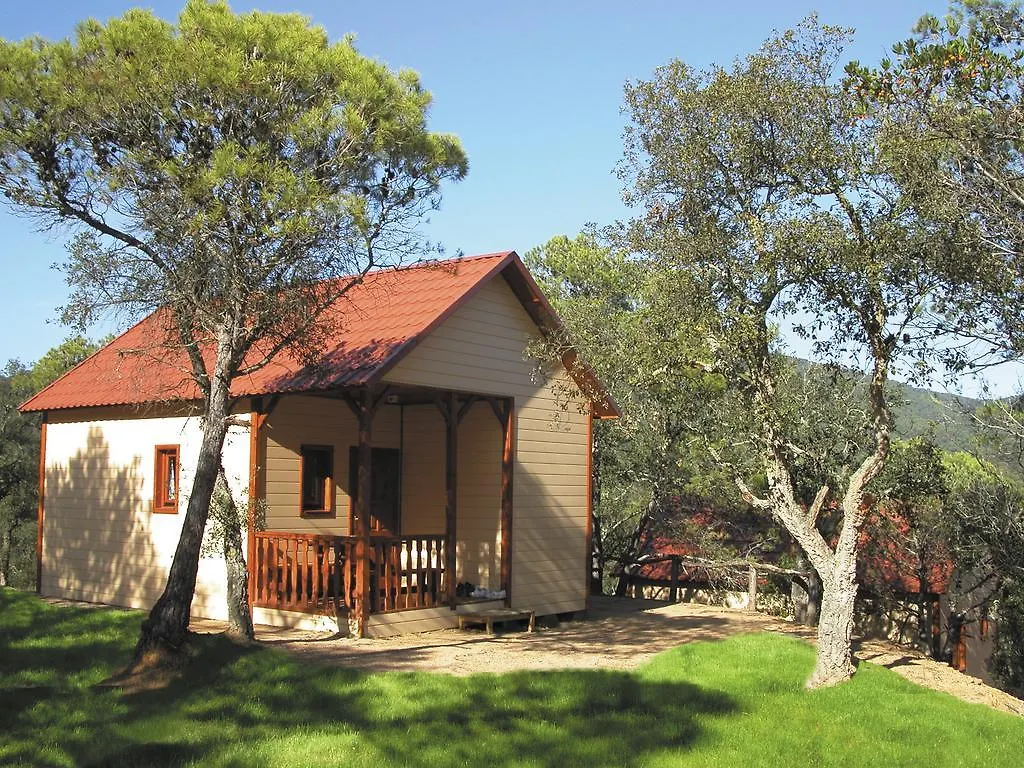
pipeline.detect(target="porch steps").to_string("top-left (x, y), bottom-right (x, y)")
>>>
top-left (251, 600), bottom-right (510, 638)
top-left (252, 606), bottom-right (341, 634)
top-left (366, 599), bottom-right (506, 638)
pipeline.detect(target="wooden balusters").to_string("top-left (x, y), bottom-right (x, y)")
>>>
top-left (251, 532), bottom-right (449, 616)
top-left (251, 531), bottom-right (356, 613)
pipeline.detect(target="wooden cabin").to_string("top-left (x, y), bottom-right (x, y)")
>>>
top-left (20, 252), bottom-right (617, 637)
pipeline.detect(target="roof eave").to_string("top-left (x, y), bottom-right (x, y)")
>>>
top-left (498, 256), bottom-right (621, 420)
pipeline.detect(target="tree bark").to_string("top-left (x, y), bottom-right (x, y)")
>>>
top-left (791, 555), bottom-right (822, 626)
top-left (591, 513), bottom-right (605, 595)
top-left (129, 354), bottom-right (233, 669)
top-left (590, 434), bottom-right (604, 595)
top-left (0, 520), bottom-right (11, 588)
top-left (216, 466), bottom-right (254, 641)
top-left (807, 550), bottom-right (859, 687)
top-left (806, 568), bottom-right (822, 626)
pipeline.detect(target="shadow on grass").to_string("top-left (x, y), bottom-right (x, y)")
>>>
top-left (1, 589), bottom-right (737, 768)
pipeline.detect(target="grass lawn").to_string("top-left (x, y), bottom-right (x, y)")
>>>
top-left (1, 588), bottom-right (1022, 767)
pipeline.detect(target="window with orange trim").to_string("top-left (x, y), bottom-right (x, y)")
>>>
top-left (300, 445), bottom-right (334, 516)
top-left (154, 445), bottom-right (180, 514)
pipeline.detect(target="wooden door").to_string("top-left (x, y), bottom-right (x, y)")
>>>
top-left (349, 447), bottom-right (401, 535)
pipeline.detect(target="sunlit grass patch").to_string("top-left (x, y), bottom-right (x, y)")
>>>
top-left (1, 588), bottom-right (1021, 768)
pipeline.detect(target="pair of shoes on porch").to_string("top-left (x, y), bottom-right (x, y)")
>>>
top-left (455, 582), bottom-right (476, 598)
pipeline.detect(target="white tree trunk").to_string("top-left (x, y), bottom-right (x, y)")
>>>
top-left (807, 548), bottom-right (859, 688)
top-left (216, 466), bottom-right (254, 640)
top-left (0, 523), bottom-right (9, 588)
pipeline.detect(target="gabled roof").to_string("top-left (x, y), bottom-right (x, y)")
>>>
top-left (20, 251), bottom-right (619, 418)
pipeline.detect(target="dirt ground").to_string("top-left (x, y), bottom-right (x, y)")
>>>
top-left (192, 596), bottom-right (1024, 717)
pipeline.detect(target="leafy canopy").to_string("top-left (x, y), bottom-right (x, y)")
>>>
top-left (0, 0), bottom-right (467, 391)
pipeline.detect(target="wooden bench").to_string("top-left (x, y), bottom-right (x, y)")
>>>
top-left (456, 608), bottom-right (536, 635)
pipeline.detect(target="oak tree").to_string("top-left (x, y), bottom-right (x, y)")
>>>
top-left (620, 18), bottom-right (960, 687)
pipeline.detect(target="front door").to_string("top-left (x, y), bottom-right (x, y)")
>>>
top-left (349, 447), bottom-right (401, 535)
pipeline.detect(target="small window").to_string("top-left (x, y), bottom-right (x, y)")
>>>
top-left (301, 445), bottom-right (334, 516)
top-left (153, 445), bottom-right (180, 514)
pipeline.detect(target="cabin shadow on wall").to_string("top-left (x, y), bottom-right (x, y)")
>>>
top-left (42, 426), bottom-right (168, 611)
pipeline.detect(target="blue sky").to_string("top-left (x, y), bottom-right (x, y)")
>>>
top-left (7, 0), bottom-right (1016, 395)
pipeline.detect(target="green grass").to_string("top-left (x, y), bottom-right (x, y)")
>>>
top-left (1, 588), bottom-right (1021, 767)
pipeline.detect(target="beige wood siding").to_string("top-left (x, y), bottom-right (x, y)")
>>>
top-left (455, 402), bottom-right (502, 587)
top-left (385, 276), bottom-right (590, 616)
top-left (263, 397), bottom-right (461, 540)
top-left (263, 396), bottom-right (404, 534)
top-left (41, 410), bottom-right (250, 620)
top-left (400, 405), bottom-right (445, 534)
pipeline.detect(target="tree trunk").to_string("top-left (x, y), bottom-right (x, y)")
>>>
top-left (805, 568), bottom-right (822, 626)
top-left (791, 575), bottom-right (809, 623)
top-left (614, 495), bottom-right (657, 596)
top-left (129, 368), bottom-right (233, 669)
top-left (791, 556), bottom-right (822, 626)
top-left (807, 548), bottom-right (859, 688)
top-left (917, 575), bottom-right (931, 651)
top-left (216, 466), bottom-right (254, 641)
top-left (590, 433), bottom-right (604, 595)
top-left (0, 520), bottom-right (11, 588)
top-left (591, 513), bottom-right (605, 595)
top-left (614, 566), bottom-right (631, 597)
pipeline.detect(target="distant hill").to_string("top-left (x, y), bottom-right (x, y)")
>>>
top-left (791, 357), bottom-right (989, 455)
top-left (891, 384), bottom-right (984, 454)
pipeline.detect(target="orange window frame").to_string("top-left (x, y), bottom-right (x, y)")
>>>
top-left (153, 445), bottom-right (180, 514)
top-left (300, 444), bottom-right (335, 517)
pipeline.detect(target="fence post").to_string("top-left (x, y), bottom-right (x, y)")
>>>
top-left (669, 556), bottom-right (680, 603)
top-left (747, 564), bottom-right (758, 612)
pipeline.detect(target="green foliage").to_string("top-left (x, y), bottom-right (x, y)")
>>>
top-left (991, 587), bottom-right (1024, 695)
top-left (861, 437), bottom-right (952, 614)
top-left (0, 367), bottom-right (39, 589)
top-left (2, 589), bottom-right (1023, 767)
top-left (0, 337), bottom-right (100, 589)
top-left (526, 233), bottom-right (748, 586)
top-left (0, 0), bottom-right (467, 379)
top-left (891, 383), bottom-right (987, 454)
top-left (865, 439), bottom-right (1024, 694)
top-left (942, 452), bottom-right (1024, 694)
top-left (849, 0), bottom-right (1024, 367)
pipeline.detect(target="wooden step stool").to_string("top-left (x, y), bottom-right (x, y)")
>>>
top-left (456, 608), bottom-right (536, 635)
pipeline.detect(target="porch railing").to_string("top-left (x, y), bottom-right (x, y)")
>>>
top-left (251, 531), bottom-right (448, 616)
top-left (370, 534), bottom-right (448, 613)
top-left (251, 531), bottom-right (356, 614)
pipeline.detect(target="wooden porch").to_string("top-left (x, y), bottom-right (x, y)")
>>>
top-left (245, 383), bottom-right (516, 635)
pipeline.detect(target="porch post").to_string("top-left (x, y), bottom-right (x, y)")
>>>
top-left (499, 397), bottom-right (514, 607)
top-left (355, 386), bottom-right (375, 636)
top-left (445, 391), bottom-right (458, 608)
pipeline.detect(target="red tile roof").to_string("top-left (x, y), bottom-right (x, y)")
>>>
top-left (20, 252), bottom-right (618, 416)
